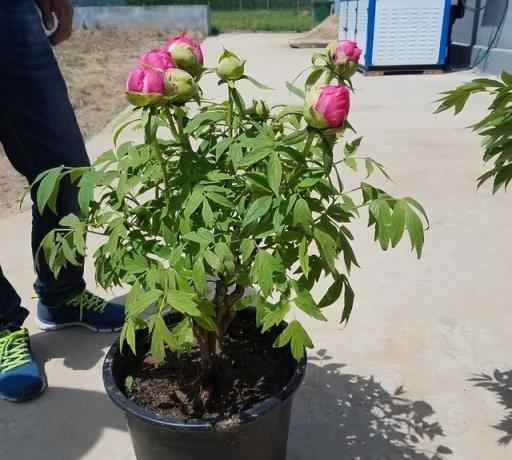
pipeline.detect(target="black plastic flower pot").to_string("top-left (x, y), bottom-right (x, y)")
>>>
top-left (102, 312), bottom-right (307, 460)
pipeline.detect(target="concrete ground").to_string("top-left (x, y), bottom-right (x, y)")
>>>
top-left (1, 33), bottom-right (511, 460)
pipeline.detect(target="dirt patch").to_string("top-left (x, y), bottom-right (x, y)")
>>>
top-left (55, 28), bottom-right (205, 139)
top-left (306, 14), bottom-right (337, 40)
top-left (0, 27), bottom-right (203, 217)
top-left (124, 315), bottom-right (294, 421)
top-left (289, 14), bottom-right (337, 48)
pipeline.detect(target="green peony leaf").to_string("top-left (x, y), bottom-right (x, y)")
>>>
top-left (293, 285), bottom-right (326, 321)
top-left (313, 227), bottom-right (337, 273)
top-left (240, 238), bottom-right (255, 264)
top-left (242, 196), bottom-right (272, 228)
top-left (166, 290), bottom-right (201, 316)
top-left (127, 289), bottom-right (163, 317)
top-left (273, 320), bottom-right (313, 360)
top-left (36, 167), bottom-right (63, 214)
top-left (267, 153), bottom-right (283, 197)
top-left (293, 198), bottom-right (313, 231)
top-left (299, 237), bottom-right (310, 278)
top-left (250, 251), bottom-right (284, 297)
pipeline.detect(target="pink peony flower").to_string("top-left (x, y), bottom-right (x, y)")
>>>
top-left (333, 40), bottom-right (362, 64)
top-left (126, 67), bottom-right (165, 94)
top-left (162, 32), bottom-right (204, 66)
top-left (138, 49), bottom-right (175, 71)
top-left (304, 84), bottom-right (350, 129)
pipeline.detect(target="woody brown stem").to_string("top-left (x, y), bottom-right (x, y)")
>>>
top-left (194, 326), bottom-right (212, 371)
top-left (191, 282), bottom-right (245, 410)
top-left (217, 284), bottom-right (245, 338)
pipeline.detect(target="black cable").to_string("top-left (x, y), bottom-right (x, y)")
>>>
top-left (461, 0), bottom-right (497, 13)
top-left (471, 0), bottom-right (510, 68)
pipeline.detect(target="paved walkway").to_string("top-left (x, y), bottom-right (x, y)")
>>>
top-left (1, 33), bottom-right (511, 460)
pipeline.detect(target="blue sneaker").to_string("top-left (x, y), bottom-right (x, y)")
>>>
top-left (0, 328), bottom-right (46, 402)
top-left (36, 290), bottom-right (124, 333)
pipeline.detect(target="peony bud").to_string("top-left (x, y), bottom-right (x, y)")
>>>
top-left (217, 50), bottom-right (245, 81)
top-left (126, 67), bottom-right (166, 106)
top-left (303, 85), bottom-right (350, 129)
top-left (169, 43), bottom-right (203, 78)
top-left (126, 67), bottom-right (165, 94)
top-left (327, 40), bottom-right (362, 79)
top-left (164, 68), bottom-right (199, 103)
top-left (126, 68), bottom-right (145, 93)
top-left (163, 32), bottom-right (204, 78)
top-left (330, 40), bottom-right (362, 64)
top-left (138, 49), bottom-right (175, 72)
top-left (248, 99), bottom-right (270, 119)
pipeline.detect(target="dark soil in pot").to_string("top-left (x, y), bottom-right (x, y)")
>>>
top-left (121, 314), bottom-right (296, 420)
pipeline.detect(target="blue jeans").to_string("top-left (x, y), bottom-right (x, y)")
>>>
top-left (0, 0), bottom-right (89, 327)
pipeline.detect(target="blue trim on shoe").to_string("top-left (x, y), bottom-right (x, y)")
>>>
top-left (36, 291), bottom-right (125, 333)
top-left (0, 329), bottom-right (46, 403)
top-left (0, 363), bottom-right (47, 402)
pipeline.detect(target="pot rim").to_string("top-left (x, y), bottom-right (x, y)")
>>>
top-left (103, 329), bottom-right (307, 432)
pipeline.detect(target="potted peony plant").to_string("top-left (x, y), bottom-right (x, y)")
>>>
top-left (35, 34), bottom-right (428, 460)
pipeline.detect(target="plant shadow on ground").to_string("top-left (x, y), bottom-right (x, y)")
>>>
top-left (0, 387), bottom-right (128, 460)
top-left (470, 370), bottom-right (512, 445)
top-left (0, 337), bottom-right (453, 460)
top-left (289, 350), bottom-right (453, 460)
top-left (30, 328), bottom-right (117, 371)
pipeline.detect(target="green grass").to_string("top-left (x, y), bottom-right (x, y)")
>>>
top-left (211, 9), bottom-right (313, 33)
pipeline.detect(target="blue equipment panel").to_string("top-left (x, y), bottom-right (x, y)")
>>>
top-left (338, 0), bottom-right (451, 69)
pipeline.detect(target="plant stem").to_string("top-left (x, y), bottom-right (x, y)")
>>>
top-left (212, 280), bottom-right (227, 353)
top-left (217, 284), bottom-right (245, 339)
top-left (153, 141), bottom-right (170, 200)
top-left (227, 86), bottom-right (234, 138)
top-left (288, 130), bottom-right (316, 184)
top-left (174, 107), bottom-right (193, 151)
top-left (145, 109), bottom-right (170, 200)
top-left (165, 107), bottom-right (180, 140)
top-left (302, 130), bottom-right (315, 156)
top-left (194, 326), bottom-right (213, 372)
top-left (324, 69), bottom-right (334, 84)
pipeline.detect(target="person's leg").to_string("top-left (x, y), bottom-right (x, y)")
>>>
top-left (0, 266), bottom-right (29, 328)
top-left (0, 0), bottom-right (89, 306)
top-left (0, 0), bottom-right (124, 337)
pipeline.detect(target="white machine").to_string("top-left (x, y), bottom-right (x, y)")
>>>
top-left (338, 0), bottom-right (452, 70)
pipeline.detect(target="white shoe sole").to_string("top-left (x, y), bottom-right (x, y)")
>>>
top-left (35, 316), bottom-right (122, 333)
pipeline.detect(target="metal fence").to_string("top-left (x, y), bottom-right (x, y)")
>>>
top-left (71, 0), bottom-right (314, 10)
